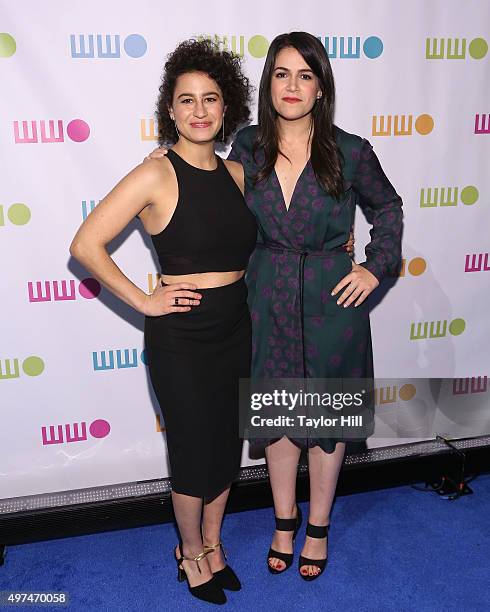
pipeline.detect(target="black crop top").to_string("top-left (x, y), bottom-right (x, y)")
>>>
top-left (150, 149), bottom-right (257, 275)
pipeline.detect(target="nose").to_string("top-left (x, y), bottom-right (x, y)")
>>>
top-left (286, 75), bottom-right (299, 92)
top-left (193, 100), bottom-right (207, 118)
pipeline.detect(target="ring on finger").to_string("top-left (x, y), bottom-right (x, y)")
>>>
top-left (174, 297), bottom-right (179, 306)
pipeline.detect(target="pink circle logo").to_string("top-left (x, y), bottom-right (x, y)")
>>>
top-left (79, 278), bottom-right (101, 299)
top-left (66, 119), bottom-right (90, 142)
top-left (89, 419), bottom-right (111, 438)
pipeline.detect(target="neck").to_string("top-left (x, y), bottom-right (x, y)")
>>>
top-left (172, 138), bottom-right (217, 170)
top-left (277, 113), bottom-right (313, 147)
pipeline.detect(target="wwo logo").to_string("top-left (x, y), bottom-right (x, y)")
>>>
top-left (374, 383), bottom-right (416, 405)
top-left (372, 114), bottom-right (434, 137)
top-left (13, 119), bottom-right (90, 143)
top-left (42, 418), bottom-right (111, 445)
top-left (318, 36), bottom-right (383, 59)
top-left (70, 34), bottom-right (147, 58)
top-left (410, 318), bottom-right (466, 340)
top-left (464, 253), bottom-right (489, 273)
top-left (0, 202), bottom-right (31, 227)
top-left (28, 278), bottom-right (101, 302)
top-left (0, 355), bottom-right (45, 380)
top-left (92, 349), bottom-right (148, 371)
top-left (426, 37), bottom-right (488, 60)
top-left (197, 34), bottom-right (269, 58)
top-left (398, 257), bottom-right (426, 277)
top-left (420, 185), bottom-right (479, 208)
top-left (453, 377), bottom-right (488, 395)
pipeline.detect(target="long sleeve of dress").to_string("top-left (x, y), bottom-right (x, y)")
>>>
top-left (353, 139), bottom-right (403, 282)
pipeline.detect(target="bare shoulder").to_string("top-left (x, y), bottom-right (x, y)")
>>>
top-left (223, 159), bottom-right (244, 193)
top-left (132, 155), bottom-right (175, 187)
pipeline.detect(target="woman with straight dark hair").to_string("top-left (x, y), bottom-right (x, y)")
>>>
top-left (226, 31), bottom-right (403, 580)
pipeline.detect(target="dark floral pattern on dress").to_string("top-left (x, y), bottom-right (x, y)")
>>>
top-left (228, 125), bottom-right (403, 452)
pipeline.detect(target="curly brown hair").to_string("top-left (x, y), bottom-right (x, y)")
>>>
top-left (156, 39), bottom-right (252, 145)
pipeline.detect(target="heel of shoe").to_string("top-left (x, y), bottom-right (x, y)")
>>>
top-left (177, 566), bottom-right (186, 583)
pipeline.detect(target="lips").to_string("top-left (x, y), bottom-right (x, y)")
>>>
top-left (190, 122), bottom-right (212, 128)
top-left (282, 97), bottom-right (301, 103)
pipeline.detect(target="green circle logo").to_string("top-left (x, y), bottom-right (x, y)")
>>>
top-left (8, 203), bottom-right (31, 225)
top-left (460, 186), bottom-right (479, 205)
top-left (248, 35), bottom-right (269, 58)
top-left (449, 318), bottom-right (466, 336)
top-left (0, 33), bottom-right (16, 58)
top-left (22, 355), bottom-right (45, 376)
top-left (468, 37), bottom-right (488, 60)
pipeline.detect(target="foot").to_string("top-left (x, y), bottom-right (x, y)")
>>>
top-left (268, 507), bottom-right (299, 572)
top-left (299, 532), bottom-right (328, 578)
top-left (175, 545), bottom-right (214, 588)
top-left (202, 539), bottom-right (226, 573)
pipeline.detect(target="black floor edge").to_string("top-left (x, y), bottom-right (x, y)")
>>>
top-left (1, 444), bottom-right (488, 548)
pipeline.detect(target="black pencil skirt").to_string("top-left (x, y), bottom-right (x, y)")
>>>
top-left (144, 277), bottom-right (251, 499)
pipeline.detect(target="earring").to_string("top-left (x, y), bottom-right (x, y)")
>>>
top-left (222, 114), bottom-right (225, 142)
top-left (173, 118), bottom-right (180, 137)
top-left (316, 92), bottom-right (322, 99)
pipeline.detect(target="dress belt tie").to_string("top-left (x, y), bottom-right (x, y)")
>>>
top-left (255, 243), bottom-right (347, 378)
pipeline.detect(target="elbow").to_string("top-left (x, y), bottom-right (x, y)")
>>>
top-left (69, 239), bottom-right (80, 259)
top-left (69, 238), bottom-right (88, 261)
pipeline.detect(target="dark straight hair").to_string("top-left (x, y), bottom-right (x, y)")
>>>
top-left (254, 31), bottom-right (344, 199)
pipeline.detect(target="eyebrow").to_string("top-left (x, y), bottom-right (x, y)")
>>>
top-left (273, 67), bottom-right (313, 73)
top-left (177, 91), bottom-right (221, 98)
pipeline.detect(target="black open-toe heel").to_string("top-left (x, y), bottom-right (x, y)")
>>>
top-left (267, 504), bottom-right (303, 574)
top-left (175, 544), bottom-right (226, 605)
top-left (298, 523), bottom-right (329, 581)
top-left (204, 541), bottom-right (241, 591)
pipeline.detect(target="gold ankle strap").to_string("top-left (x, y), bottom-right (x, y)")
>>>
top-left (180, 549), bottom-right (208, 574)
top-left (203, 541), bottom-right (227, 560)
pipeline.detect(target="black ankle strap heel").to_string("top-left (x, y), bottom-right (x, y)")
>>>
top-left (267, 504), bottom-right (303, 574)
top-left (298, 522), bottom-right (330, 581)
top-left (175, 544), bottom-right (226, 604)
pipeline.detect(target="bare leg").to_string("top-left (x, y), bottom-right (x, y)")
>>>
top-left (265, 436), bottom-right (302, 571)
top-left (300, 442), bottom-right (346, 577)
top-left (201, 486), bottom-right (231, 572)
top-left (172, 490), bottom-right (212, 587)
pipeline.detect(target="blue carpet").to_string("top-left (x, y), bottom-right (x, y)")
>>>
top-left (1, 474), bottom-right (489, 611)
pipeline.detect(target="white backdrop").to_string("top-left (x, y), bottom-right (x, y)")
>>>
top-left (1, 0), bottom-right (489, 499)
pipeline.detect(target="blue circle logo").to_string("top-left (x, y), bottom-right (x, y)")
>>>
top-left (363, 36), bottom-right (383, 59)
top-left (124, 34), bottom-right (147, 58)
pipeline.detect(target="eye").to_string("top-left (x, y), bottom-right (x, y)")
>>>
top-left (274, 71), bottom-right (287, 78)
top-left (204, 97), bottom-right (218, 103)
top-left (180, 98), bottom-right (193, 104)
top-left (300, 74), bottom-right (312, 80)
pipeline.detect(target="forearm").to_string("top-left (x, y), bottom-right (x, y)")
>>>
top-left (354, 140), bottom-right (403, 282)
top-left (70, 242), bottom-right (147, 313)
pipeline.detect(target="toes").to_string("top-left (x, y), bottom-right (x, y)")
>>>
top-left (269, 558), bottom-right (284, 571)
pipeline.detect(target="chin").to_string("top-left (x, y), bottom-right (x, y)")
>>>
top-left (277, 107), bottom-right (310, 121)
top-left (183, 132), bottom-right (216, 144)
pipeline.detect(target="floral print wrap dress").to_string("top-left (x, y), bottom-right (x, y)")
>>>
top-left (228, 125), bottom-right (403, 453)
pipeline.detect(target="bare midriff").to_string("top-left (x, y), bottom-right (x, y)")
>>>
top-left (161, 270), bottom-right (245, 289)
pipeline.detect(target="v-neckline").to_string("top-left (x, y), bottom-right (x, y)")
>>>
top-left (273, 159), bottom-right (310, 214)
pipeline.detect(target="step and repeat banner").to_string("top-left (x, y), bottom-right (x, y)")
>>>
top-left (1, 0), bottom-right (489, 498)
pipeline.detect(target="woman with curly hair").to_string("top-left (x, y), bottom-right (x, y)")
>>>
top-left (70, 39), bottom-right (256, 605)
